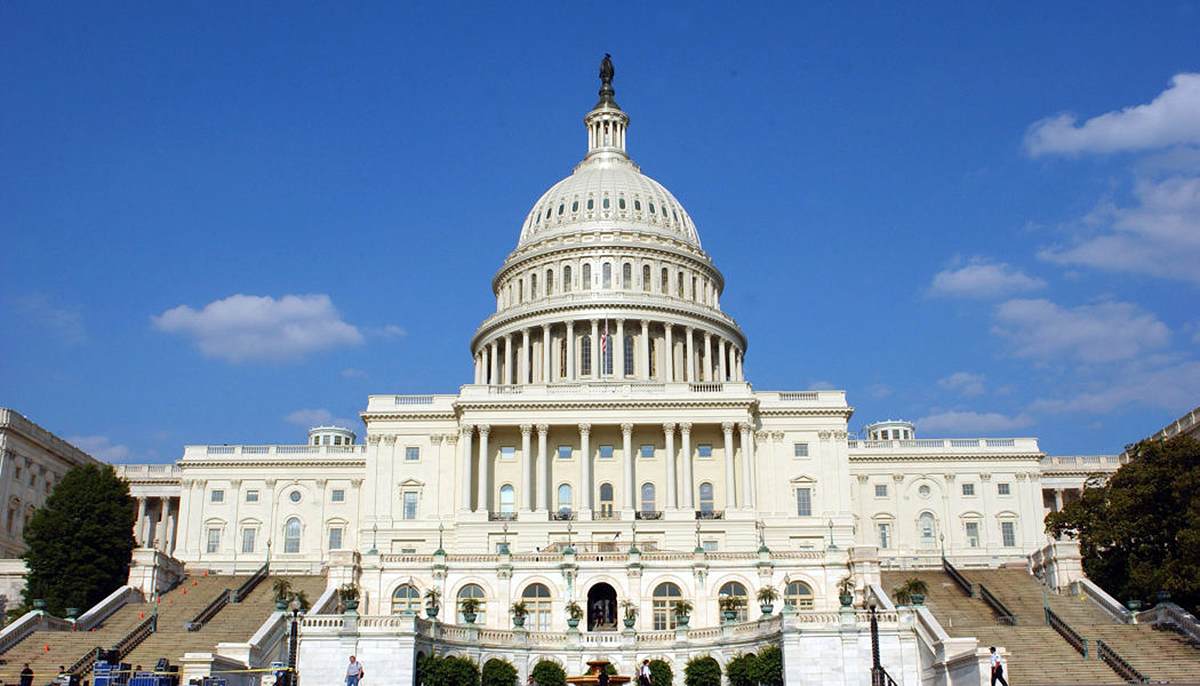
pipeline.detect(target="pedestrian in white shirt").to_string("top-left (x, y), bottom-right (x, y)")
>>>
top-left (989, 647), bottom-right (1008, 686)
top-left (346, 655), bottom-right (365, 686)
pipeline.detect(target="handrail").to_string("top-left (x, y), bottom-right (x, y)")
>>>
top-left (941, 556), bottom-right (974, 597)
top-left (77, 585), bottom-right (143, 631)
top-left (1096, 639), bottom-right (1147, 683)
top-left (111, 612), bottom-right (157, 661)
top-left (871, 665), bottom-right (899, 686)
top-left (66, 646), bottom-right (104, 677)
top-left (232, 562), bottom-right (269, 603)
top-left (978, 585), bottom-right (1016, 625)
top-left (0, 610), bottom-right (47, 655)
top-left (187, 589), bottom-right (231, 631)
top-left (1044, 607), bottom-right (1088, 658)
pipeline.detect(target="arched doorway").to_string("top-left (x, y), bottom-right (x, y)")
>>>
top-left (586, 582), bottom-right (618, 631)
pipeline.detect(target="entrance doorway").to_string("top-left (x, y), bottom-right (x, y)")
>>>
top-left (586, 582), bottom-right (618, 631)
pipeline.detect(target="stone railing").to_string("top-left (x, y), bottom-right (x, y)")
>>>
top-left (115, 463), bottom-right (183, 479)
top-left (847, 437), bottom-right (1040, 452)
top-left (1095, 639), bottom-right (1145, 683)
top-left (1044, 607), bottom-right (1087, 657)
top-left (1135, 602), bottom-right (1200, 644)
top-left (458, 381), bottom-right (753, 399)
top-left (375, 547), bottom-right (820, 566)
top-left (1069, 578), bottom-right (1131, 623)
top-left (0, 610), bottom-right (72, 655)
top-left (184, 444), bottom-right (367, 458)
top-left (77, 585), bottom-right (144, 631)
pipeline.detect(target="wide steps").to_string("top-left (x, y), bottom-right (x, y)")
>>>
top-left (967, 626), bottom-right (1126, 686)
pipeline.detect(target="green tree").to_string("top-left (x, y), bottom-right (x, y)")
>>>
top-left (530, 660), bottom-right (566, 686)
top-left (648, 659), bottom-right (673, 686)
top-left (481, 658), bottom-right (517, 686)
top-left (725, 653), bottom-right (756, 686)
top-left (750, 645), bottom-right (784, 686)
top-left (21, 464), bottom-right (136, 616)
top-left (1046, 436), bottom-right (1200, 611)
top-left (684, 655), bottom-right (721, 686)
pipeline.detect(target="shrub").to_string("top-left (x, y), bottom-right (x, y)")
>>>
top-left (531, 660), bottom-right (567, 686)
top-left (684, 655), bottom-right (721, 686)
top-left (725, 653), bottom-right (756, 686)
top-left (648, 659), bottom-right (673, 686)
top-left (481, 658), bottom-right (518, 686)
top-left (751, 645), bottom-right (784, 686)
top-left (418, 655), bottom-right (480, 686)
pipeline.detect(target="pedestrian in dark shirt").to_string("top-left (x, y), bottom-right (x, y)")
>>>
top-left (19, 664), bottom-right (34, 686)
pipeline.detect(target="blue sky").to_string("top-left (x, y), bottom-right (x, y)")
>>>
top-left (2, 2), bottom-right (1199, 462)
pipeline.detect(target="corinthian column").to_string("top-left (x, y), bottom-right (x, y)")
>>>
top-left (520, 424), bottom-right (533, 511)
top-left (615, 319), bottom-right (626, 378)
top-left (622, 423), bottom-right (635, 510)
top-left (640, 320), bottom-right (650, 380)
top-left (522, 328), bottom-right (531, 384)
top-left (703, 332), bottom-right (713, 382)
top-left (460, 425), bottom-right (474, 511)
top-left (579, 424), bottom-right (592, 510)
top-left (680, 423), bottom-right (694, 509)
top-left (719, 340), bottom-right (728, 382)
top-left (566, 321), bottom-right (576, 380)
top-left (664, 325), bottom-right (674, 382)
top-left (536, 424), bottom-right (549, 511)
top-left (739, 422), bottom-right (755, 508)
top-left (542, 324), bottom-right (552, 383)
top-left (504, 333), bottom-right (514, 385)
top-left (722, 422), bottom-right (737, 509)
top-left (476, 425), bottom-right (491, 513)
top-left (590, 319), bottom-right (600, 379)
top-left (490, 340), bottom-right (500, 384)
top-left (685, 327), bottom-right (696, 382)
top-left (663, 423), bottom-right (677, 509)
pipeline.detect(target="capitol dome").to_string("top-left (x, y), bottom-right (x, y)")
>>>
top-left (470, 57), bottom-right (747, 388)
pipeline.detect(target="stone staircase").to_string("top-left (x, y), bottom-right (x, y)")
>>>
top-left (0, 574), bottom-right (325, 682)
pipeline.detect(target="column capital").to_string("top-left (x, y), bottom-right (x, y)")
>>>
top-left (640, 319), bottom-right (650, 326)
top-left (721, 421), bottom-right (736, 433)
top-left (536, 423), bottom-right (550, 435)
top-left (477, 424), bottom-right (491, 437)
top-left (621, 422), bottom-right (634, 435)
top-left (590, 318), bottom-right (599, 325)
top-left (662, 422), bottom-right (676, 432)
top-left (738, 422), bottom-right (753, 433)
top-left (460, 424), bottom-right (475, 436)
top-left (578, 423), bottom-right (592, 436)
top-left (679, 422), bottom-right (692, 435)
top-left (446, 433), bottom-right (460, 445)
top-left (520, 424), bottom-right (533, 437)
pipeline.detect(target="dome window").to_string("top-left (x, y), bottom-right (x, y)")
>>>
top-left (649, 202), bottom-right (656, 214)
top-left (634, 199), bottom-right (642, 211)
top-left (618, 197), bottom-right (626, 210)
top-left (602, 197), bottom-right (610, 209)
top-left (672, 209), bottom-right (679, 222)
top-left (572, 200), bottom-right (579, 212)
top-left (587, 198), bottom-right (594, 210)
top-left (535, 213), bottom-right (541, 225)
top-left (545, 207), bottom-right (552, 219)
top-left (558, 203), bottom-right (564, 215)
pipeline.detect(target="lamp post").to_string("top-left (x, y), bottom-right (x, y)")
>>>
top-left (368, 523), bottom-right (378, 555)
top-left (827, 519), bottom-right (838, 550)
top-left (695, 520), bottom-right (703, 552)
top-left (287, 597), bottom-right (302, 686)
top-left (869, 604), bottom-right (882, 686)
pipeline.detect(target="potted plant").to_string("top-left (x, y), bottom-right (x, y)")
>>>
top-left (460, 596), bottom-right (481, 624)
top-left (424, 587), bottom-right (441, 619)
top-left (673, 599), bottom-right (693, 627)
top-left (565, 600), bottom-right (583, 629)
top-left (272, 579), bottom-right (293, 611)
top-left (338, 583), bottom-right (360, 611)
top-left (891, 578), bottom-right (928, 606)
top-left (838, 577), bottom-right (855, 608)
top-left (719, 594), bottom-right (745, 622)
top-left (757, 586), bottom-right (779, 615)
top-left (621, 600), bottom-right (638, 629)
top-left (511, 601), bottom-right (529, 628)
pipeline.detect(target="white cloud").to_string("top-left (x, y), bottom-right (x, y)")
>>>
top-left (9, 293), bottom-right (86, 344)
top-left (153, 294), bottom-right (363, 363)
top-left (992, 298), bottom-right (1170, 363)
top-left (1038, 174), bottom-right (1200, 283)
top-left (916, 410), bottom-right (1033, 435)
top-left (808, 380), bottom-right (837, 390)
top-left (1025, 73), bottom-right (1200, 156)
top-left (1030, 360), bottom-right (1200, 415)
top-left (285, 408), bottom-right (356, 429)
top-left (68, 435), bottom-right (132, 462)
top-left (867, 383), bottom-right (893, 399)
top-left (341, 367), bottom-right (368, 379)
top-left (928, 259), bottom-right (1045, 299)
top-left (938, 371), bottom-right (986, 397)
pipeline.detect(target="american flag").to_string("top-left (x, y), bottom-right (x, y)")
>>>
top-left (600, 319), bottom-right (609, 372)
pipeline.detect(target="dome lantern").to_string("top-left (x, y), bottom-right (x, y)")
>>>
top-left (584, 53), bottom-right (629, 161)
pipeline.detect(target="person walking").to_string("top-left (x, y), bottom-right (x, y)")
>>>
top-left (19, 664), bottom-right (33, 686)
top-left (345, 655), bottom-right (365, 686)
top-left (989, 647), bottom-right (1008, 686)
top-left (598, 668), bottom-right (609, 686)
top-left (638, 660), bottom-right (652, 686)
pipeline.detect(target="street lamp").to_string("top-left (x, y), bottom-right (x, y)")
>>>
top-left (287, 597), bottom-right (302, 686)
top-left (368, 523), bottom-right (378, 555)
top-left (827, 519), bottom-right (838, 550)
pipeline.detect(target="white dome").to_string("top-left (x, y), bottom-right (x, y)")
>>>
top-left (517, 157), bottom-right (702, 248)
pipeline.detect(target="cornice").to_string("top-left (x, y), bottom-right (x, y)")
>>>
top-left (757, 408), bottom-right (855, 419)
top-left (452, 398), bottom-right (759, 412)
top-left (848, 452), bottom-right (1045, 464)
top-left (179, 459), bottom-right (367, 469)
top-left (360, 412), bottom-right (458, 422)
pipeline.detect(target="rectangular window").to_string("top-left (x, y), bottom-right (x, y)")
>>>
top-left (403, 492), bottom-right (418, 520)
top-left (874, 484), bottom-right (888, 498)
top-left (328, 527), bottom-right (344, 550)
top-left (997, 483), bottom-right (1011, 496)
top-left (245, 490), bottom-right (259, 503)
top-left (794, 442), bottom-right (809, 458)
top-left (965, 522), bottom-right (980, 548)
top-left (331, 489), bottom-right (346, 503)
top-left (878, 523), bottom-right (891, 549)
top-left (405, 446), bottom-right (420, 461)
top-left (702, 540), bottom-right (719, 553)
top-left (241, 528), bottom-right (256, 553)
top-left (599, 445), bottom-right (614, 460)
top-left (697, 444), bottom-right (713, 458)
top-left (500, 446), bottom-right (516, 461)
top-left (640, 444), bottom-right (655, 458)
top-left (962, 483), bottom-right (976, 497)
top-left (1001, 521), bottom-right (1016, 547)
top-left (206, 528), bottom-right (221, 554)
top-left (211, 489), bottom-right (225, 503)
top-left (795, 488), bottom-right (812, 517)
top-left (558, 445), bottom-right (572, 460)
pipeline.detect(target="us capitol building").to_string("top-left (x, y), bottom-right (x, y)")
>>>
top-left (95, 60), bottom-right (1123, 684)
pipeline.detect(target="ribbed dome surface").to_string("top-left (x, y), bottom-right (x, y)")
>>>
top-left (516, 157), bottom-right (701, 248)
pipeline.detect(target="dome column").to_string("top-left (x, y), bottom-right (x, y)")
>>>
top-left (685, 326), bottom-right (696, 382)
top-left (664, 325), bottom-right (674, 382)
top-left (504, 333), bottom-right (514, 385)
top-left (615, 319), bottom-right (625, 378)
top-left (663, 423), bottom-right (677, 509)
top-left (490, 340), bottom-right (500, 385)
top-left (719, 339), bottom-right (728, 382)
top-left (639, 320), bottom-right (650, 381)
top-left (566, 321), bottom-right (576, 380)
top-left (522, 328), bottom-right (532, 384)
top-left (541, 324), bottom-right (552, 383)
top-left (703, 331), bottom-right (713, 382)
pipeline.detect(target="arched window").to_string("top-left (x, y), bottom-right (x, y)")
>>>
top-left (698, 483), bottom-right (715, 513)
top-left (563, 265), bottom-right (573, 292)
top-left (652, 582), bottom-right (682, 630)
top-left (457, 584), bottom-right (486, 625)
top-left (557, 484), bottom-right (573, 515)
top-left (581, 335), bottom-right (592, 376)
top-left (391, 584), bottom-right (420, 615)
top-left (517, 279), bottom-right (523, 304)
top-left (598, 483), bottom-right (614, 517)
top-left (661, 268), bottom-right (669, 294)
top-left (582, 264), bottom-right (592, 290)
top-left (718, 581), bottom-right (749, 622)
top-left (677, 271), bottom-right (685, 298)
top-left (499, 485), bottom-right (515, 514)
top-left (623, 335), bottom-right (635, 377)
top-left (283, 517), bottom-right (301, 553)
top-left (531, 273), bottom-right (538, 298)
top-left (642, 265), bottom-right (651, 292)
top-left (641, 483), bottom-right (656, 514)
top-left (622, 263), bottom-right (632, 289)
top-left (919, 512), bottom-right (936, 547)
top-left (602, 263), bottom-right (612, 289)
top-left (546, 269), bottom-right (554, 295)
top-left (784, 580), bottom-right (815, 611)
top-left (602, 330), bottom-right (613, 376)
top-left (522, 583), bottom-right (553, 631)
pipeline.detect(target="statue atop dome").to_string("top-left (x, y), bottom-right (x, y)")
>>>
top-left (596, 53), bottom-right (619, 108)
